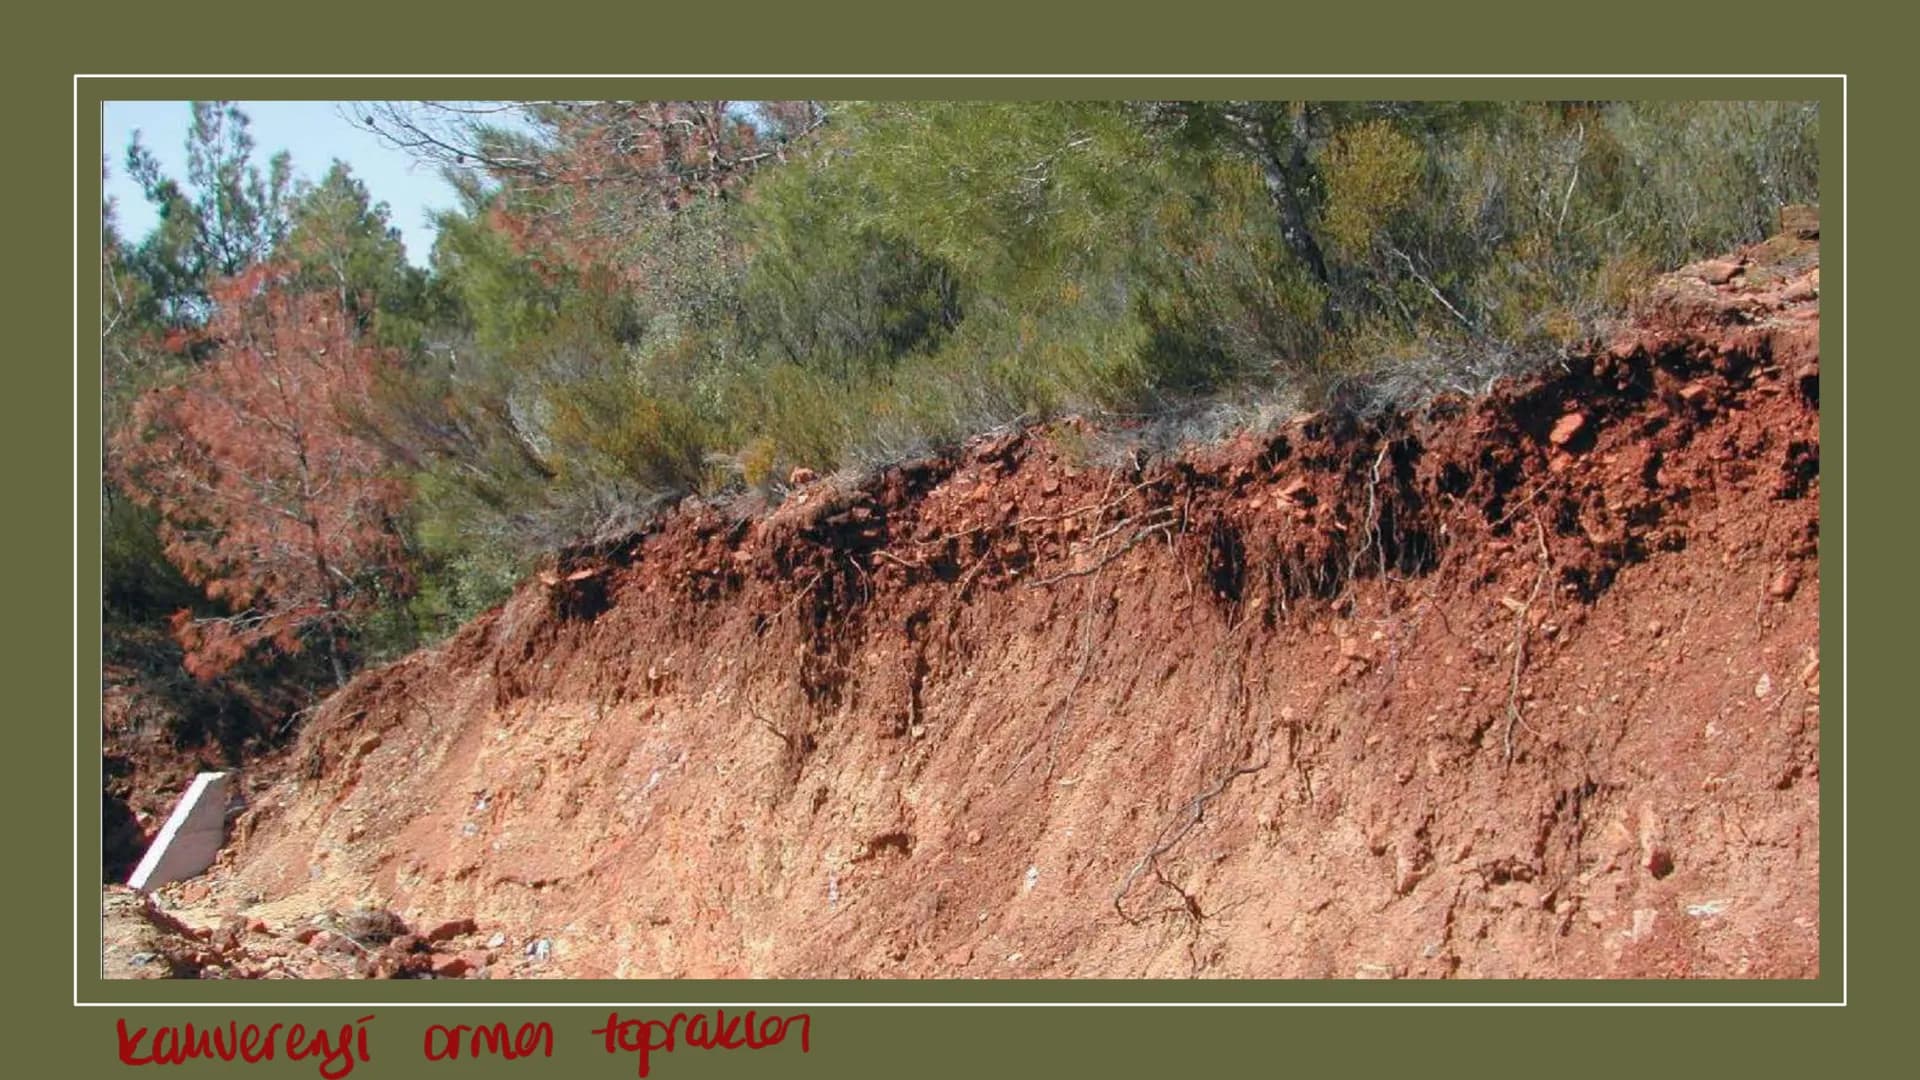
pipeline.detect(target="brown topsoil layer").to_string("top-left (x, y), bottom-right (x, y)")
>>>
top-left (107, 234), bottom-right (1822, 981)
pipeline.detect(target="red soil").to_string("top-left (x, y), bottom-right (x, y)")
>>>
top-left (112, 232), bottom-right (1822, 980)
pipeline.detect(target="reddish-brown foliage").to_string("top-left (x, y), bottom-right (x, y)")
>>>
top-left (495, 101), bottom-right (822, 284)
top-left (112, 264), bottom-right (409, 682)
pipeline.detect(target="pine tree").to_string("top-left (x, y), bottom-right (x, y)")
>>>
top-left (113, 265), bottom-right (410, 685)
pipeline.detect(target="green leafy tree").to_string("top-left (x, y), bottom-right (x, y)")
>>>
top-left (103, 195), bottom-right (199, 626)
top-left (122, 101), bottom-right (292, 327)
top-left (283, 161), bottom-right (430, 348)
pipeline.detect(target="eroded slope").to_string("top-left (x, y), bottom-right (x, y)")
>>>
top-left (135, 233), bottom-right (1822, 980)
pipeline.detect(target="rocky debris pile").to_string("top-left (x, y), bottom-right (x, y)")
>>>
top-left (102, 886), bottom-right (551, 981)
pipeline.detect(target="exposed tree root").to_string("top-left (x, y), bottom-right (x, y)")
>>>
top-left (1113, 748), bottom-right (1271, 925)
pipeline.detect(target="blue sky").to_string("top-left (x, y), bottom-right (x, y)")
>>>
top-left (102, 101), bottom-right (460, 268)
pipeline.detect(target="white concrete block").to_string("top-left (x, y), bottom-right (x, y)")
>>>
top-left (127, 771), bottom-right (231, 892)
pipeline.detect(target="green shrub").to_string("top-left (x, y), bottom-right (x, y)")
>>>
top-left (388, 98), bottom-right (1820, 626)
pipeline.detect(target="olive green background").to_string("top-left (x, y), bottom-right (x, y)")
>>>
top-left (13, 2), bottom-right (1903, 1074)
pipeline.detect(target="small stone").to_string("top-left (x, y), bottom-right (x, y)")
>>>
top-left (1637, 805), bottom-right (1673, 879)
top-left (1277, 479), bottom-right (1316, 506)
top-left (1549, 412), bottom-right (1587, 448)
top-left (431, 955), bottom-right (472, 979)
top-left (425, 917), bottom-right (478, 943)
top-left (1754, 672), bottom-right (1773, 698)
top-left (1677, 383), bottom-right (1710, 405)
top-left (1768, 568), bottom-right (1801, 601)
top-left (305, 962), bottom-right (336, 980)
top-left (966, 828), bottom-right (983, 847)
top-left (459, 949), bottom-right (494, 971)
top-left (1697, 260), bottom-right (1741, 286)
top-left (788, 466), bottom-right (818, 486)
top-left (486, 932), bottom-right (506, 949)
top-left (944, 944), bottom-right (973, 968)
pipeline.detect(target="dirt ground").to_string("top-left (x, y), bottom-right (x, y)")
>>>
top-left (105, 229), bottom-right (1822, 980)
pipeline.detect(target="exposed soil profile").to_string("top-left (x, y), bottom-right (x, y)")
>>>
top-left (104, 231), bottom-right (1821, 981)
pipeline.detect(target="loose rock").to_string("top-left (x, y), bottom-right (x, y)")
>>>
top-left (426, 917), bottom-right (478, 943)
top-left (1549, 412), bottom-right (1587, 448)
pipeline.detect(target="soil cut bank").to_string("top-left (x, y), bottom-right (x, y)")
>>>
top-left (107, 228), bottom-right (1823, 980)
